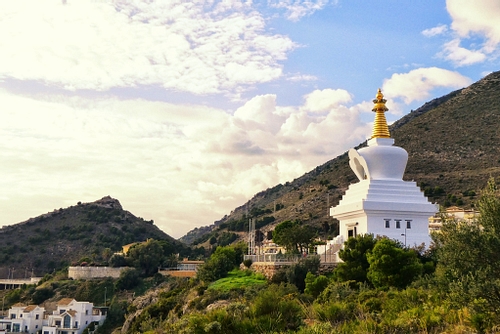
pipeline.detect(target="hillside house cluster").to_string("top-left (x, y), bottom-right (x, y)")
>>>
top-left (0, 298), bottom-right (106, 334)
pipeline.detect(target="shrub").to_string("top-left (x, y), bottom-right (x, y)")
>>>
top-left (367, 238), bottom-right (423, 289)
top-left (243, 259), bottom-right (252, 268)
top-left (109, 254), bottom-right (128, 267)
top-left (305, 273), bottom-right (329, 299)
top-left (252, 284), bottom-right (303, 331)
top-left (197, 245), bottom-right (245, 282)
top-left (316, 280), bottom-right (357, 304)
top-left (32, 287), bottom-right (54, 304)
top-left (115, 268), bottom-right (141, 290)
top-left (313, 301), bottom-right (357, 323)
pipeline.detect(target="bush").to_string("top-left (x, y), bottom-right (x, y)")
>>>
top-left (109, 254), bottom-right (128, 267)
top-left (313, 301), bottom-right (356, 323)
top-left (271, 268), bottom-right (288, 284)
top-left (197, 245), bottom-right (246, 282)
top-left (243, 259), bottom-right (252, 268)
top-left (286, 256), bottom-right (321, 292)
top-left (32, 287), bottom-right (54, 304)
top-left (115, 268), bottom-right (142, 290)
top-left (305, 273), bottom-right (329, 299)
top-left (5, 289), bottom-right (22, 305)
top-left (334, 234), bottom-right (376, 284)
top-left (316, 280), bottom-right (357, 304)
top-left (367, 238), bottom-right (423, 289)
top-left (252, 284), bottom-right (303, 331)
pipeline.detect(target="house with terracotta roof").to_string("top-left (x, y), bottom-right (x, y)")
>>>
top-left (0, 303), bottom-right (45, 334)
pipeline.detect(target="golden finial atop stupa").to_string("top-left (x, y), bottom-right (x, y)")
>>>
top-left (371, 88), bottom-right (391, 139)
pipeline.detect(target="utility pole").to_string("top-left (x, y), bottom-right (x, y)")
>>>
top-left (327, 192), bottom-right (330, 217)
top-left (248, 218), bottom-right (255, 256)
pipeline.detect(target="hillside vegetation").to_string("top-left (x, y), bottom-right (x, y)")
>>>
top-left (111, 181), bottom-right (500, 332)
top-left (181, 70), bottom-right (500, 247)
top-left (6, 184), bottom-right (500, 334)
top-left (0, 196), bottom-right (194, 278)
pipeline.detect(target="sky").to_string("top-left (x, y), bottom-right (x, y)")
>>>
top-left (1, 0), bottom-right (499, 238)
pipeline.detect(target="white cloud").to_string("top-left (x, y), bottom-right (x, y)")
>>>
top-left (438, 0), bottom-right (500, 65)
top-left (439, 39), bottom-right (487, 67)
top-left (268, 0), bottom-right (334, 21)
top-left (382, 67), bottom-right (472, 104)
top-left (287, 73), bottom-right (318, 82)
top-left (422, 24), bottom-right (448, 37)
top-left (0, 0), bottom-right (295, 94)
top-left (233, 94), bottom-right (286, 134)
top-left (447, 0), bottom-right (500, 52)
top-left (303, 89), bottom-right (352, 113)
top-left (0, 87), bottom-right (370, 238)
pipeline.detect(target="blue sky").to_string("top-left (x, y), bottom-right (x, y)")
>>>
top-left (0, 0), bottom-right (499, 238)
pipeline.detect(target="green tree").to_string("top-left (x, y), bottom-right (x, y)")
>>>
top-left (279, 256), bottom-right (321, 292)
top-left (164, 253), bottom-right (178, 268)
top-left (115, 268), bottom-right (142, 290)
top-left (334, 233), bottom-right (376, 283)
top-left (32, 287), bottom-right (55, 304)
top-left (109, 254), bottom-right (127, 267)
top-left (305, 272), bottom-right (330, 299)
top-left (218, 232), bottom-right (238, 246)
top-left (366, 238), bottom-right (423, 289)
top-left (101, 248), bottom-right (113, 263)
top-left (435, 178), bottom-right (500, 315)
top-left (273, 220), bottom-right (316, 253)
top-left (197, 245), bottom-right (238, 282)
top-left (157, 239), bottom-right (176, 256)
top-left (127, 239), bottom-right (164, 276)
top-left (273, 220), bottom-right (297, 251)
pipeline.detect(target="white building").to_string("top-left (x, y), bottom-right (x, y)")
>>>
top-left (0, 303), bottom-right (45, 334)
top-left (429, 206), bottom-right (479, 232)
top-left (330, 89), bottom-right (437, 248)
top-left (42, 298), bottom-right (106, 334)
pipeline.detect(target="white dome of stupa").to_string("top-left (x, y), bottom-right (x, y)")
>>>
top-left (349, 89), bottom-right (408, 181)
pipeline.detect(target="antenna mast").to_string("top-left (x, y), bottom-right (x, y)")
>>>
top-left (248, 207), bottom-right (255, 255)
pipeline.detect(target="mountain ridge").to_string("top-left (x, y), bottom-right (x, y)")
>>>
top-left (0, 196), bottom-right (184, 278)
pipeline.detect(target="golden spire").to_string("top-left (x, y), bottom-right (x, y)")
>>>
top-left (371, 88), bottom-right (390, 138)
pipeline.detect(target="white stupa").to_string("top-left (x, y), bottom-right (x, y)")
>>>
top-left (330, 89), bottom-right (437, 248)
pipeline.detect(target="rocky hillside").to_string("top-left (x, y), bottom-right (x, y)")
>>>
top-left (0, 196), bottom-right (185, 278)
top-left (181, 70), bottom-right (500, 246)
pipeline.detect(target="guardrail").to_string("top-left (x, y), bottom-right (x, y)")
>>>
top-left (244, 253), bottom-right (337, 264)
top-left (244, 254), bottom-right (314, 263)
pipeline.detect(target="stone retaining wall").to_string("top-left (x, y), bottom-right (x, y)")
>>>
top-left (248, 262), bottom-right (337, 279)
top-left (68, 266), bottom-right (128, 279)
top-left (159, 270), bottom-right (197, 278)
